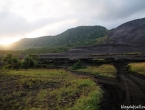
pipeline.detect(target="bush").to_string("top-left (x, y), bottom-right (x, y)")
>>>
top-left (22, 55), bottom-right (38, 69)
top-left (71, 60), bottom-right (86, 70)
top-left (2, 54), bottom-right (21, 69)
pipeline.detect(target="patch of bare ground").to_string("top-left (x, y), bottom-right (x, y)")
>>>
top-left (72, 60), bottom-right (145, 110)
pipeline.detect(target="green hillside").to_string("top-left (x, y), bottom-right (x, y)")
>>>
top-left (6, 26), bottom-right (107, 50)
top-left (52, 26), bottom-right (107, 46)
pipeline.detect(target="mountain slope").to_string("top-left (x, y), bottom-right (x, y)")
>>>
top-left (7, 26), bottom-right (107, 50)
top-left (52, 26), bottom-right (107, 46)
top-left (107, 18), bottom-right (145, 45)
top-left (1, 18), bottom-right (145, 51)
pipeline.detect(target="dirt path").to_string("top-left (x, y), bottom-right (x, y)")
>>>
top-left (71, 61), bottom-right (145, 110)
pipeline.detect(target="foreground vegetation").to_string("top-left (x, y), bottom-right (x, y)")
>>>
top-left (75, 64), bottom-right (117, 78)
top-left (128, 62), bottom-right (145, 76)
top-left (0, 69), bottom-right (102, 110)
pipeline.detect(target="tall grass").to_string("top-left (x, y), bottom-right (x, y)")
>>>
top-left (0, 69), bottom-right (102, 110)
top-left (76, 64), bottom-right (117, 78)
top-left (128, 62), bottom-right (145, 76)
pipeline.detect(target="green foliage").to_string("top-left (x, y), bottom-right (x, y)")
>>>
top-left (2, 53), bottom-right (13, 64)
top-left (0, 46), bottom-right (70, 55)
top-left (71, 60), bottom-right (86, 70)
top-left (2, 53), bottom-right (21, 69)
top-left (22, 55), bottom-right (38, 69)
top-left (96, 36), bottom-right (109, 44)
top-left (52, 26), bottom-right (107, 47)
top-left (2, 54), bottom-right (39, 70)
top-left (22, 46), bottom-right (70, 54)
top-left (11, 57), bottom-right (21, 69)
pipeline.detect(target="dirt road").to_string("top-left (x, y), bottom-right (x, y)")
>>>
top-left (72, 61), bottom-right (145, 110)
top-left (95, 61), bottom-right (145, 110)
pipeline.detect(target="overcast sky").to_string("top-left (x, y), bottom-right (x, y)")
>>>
top-left (0, 0), bottom-right (145, 44)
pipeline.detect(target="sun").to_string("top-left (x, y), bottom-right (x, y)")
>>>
top-left (0, 38), bottom-right (19, 46)
top-left (0, 39), bottom-right (13, 46)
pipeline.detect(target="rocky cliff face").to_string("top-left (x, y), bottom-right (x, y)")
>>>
top-left (107, 18), bottom-right (145, 45)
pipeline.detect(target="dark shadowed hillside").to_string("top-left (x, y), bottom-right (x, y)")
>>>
top-left (107, 18), bottom-right (145, 45)
top-left (5, 26), bottom-right (107, 50)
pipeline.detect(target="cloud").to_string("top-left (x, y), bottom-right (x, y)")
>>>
top-left (55, 0), bottom-right (145, 28)
top-left (98, 0), bottom-right (145, 20)
top-left (0, 10), bottom-right (64, 38)
top-left (0, 0), bottom-right (145, 44)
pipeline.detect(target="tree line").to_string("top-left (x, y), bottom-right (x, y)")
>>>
top-left (2, 54), bottom-right (38, 69)
top-left (1, 53), bottom-right (86, 70)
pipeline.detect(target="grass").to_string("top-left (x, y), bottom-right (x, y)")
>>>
top-left (0, 69), bottom-right (102, 110)
top-left (128, 62), bottom-right (145, 76)
top-left (76, 64), bottom-right (116, 78)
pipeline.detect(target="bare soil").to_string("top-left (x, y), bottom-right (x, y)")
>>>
top-left (72, 61), bottom-right (145, 110)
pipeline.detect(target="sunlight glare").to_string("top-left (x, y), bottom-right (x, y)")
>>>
top-left (0, 38), bottom-right (19, 46)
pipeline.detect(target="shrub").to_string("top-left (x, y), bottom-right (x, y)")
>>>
top-left (22, 55), bottom-right (37, 69)
top-left (71, 60), bottom-right (86, 70)
top-left (2, 54), bottom-right (21, 69)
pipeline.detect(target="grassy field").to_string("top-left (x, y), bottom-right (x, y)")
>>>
top-left (128, 62), bottom-right (145, 76)
top-left (0, 69), bottom-right (102, 110)
top-left (76, 64), bottom-right (117, 78)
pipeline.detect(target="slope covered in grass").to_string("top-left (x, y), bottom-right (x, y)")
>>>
top-left (128, 62), bottom-right (145, 76)
top-left (0, 69), bottom-right (102, 110)
top-left (76, 64), bottom-right (117, 78)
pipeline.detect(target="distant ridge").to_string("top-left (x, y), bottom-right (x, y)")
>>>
top-left (107, 18), bottom-right (145, 45)
top-left (5, 26), bottom-right (107, 50)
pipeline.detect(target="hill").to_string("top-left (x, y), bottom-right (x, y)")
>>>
top-left (5, 26), bottom-right (107, 50)
top-left (107, 18), bottom-right (145, 45)
top-left (1, 18), bottom-right (145, 53)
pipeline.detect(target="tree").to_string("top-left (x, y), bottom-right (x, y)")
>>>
top-left (11, 57), bottom-right (21, 69)
top-left (22, 55), bottom-right (37, 69)
top-left (3, 54), bottom-right (13, 64)
top-left (71, 60), bottom-right (86, 70)
top-left (3, 53), bottom-right (21, 69)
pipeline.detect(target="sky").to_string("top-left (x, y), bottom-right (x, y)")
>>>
top-left (0, 0), bottom-right (145, 45)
